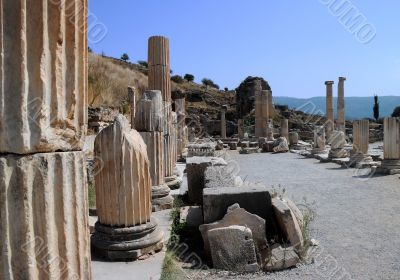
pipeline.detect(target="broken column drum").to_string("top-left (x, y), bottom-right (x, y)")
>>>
top-left (350, 120), bottom-right (372, 164)
top-left (379, 118), bottom-right (400, 174)
top-left (92, 115), bottom-right (164, 260)
top-left (0, 1), bottom-right (91, 279)
top-left (280, 119), bottom-right (289, 141)
top-left (311, 126), bottom-right (326, 154)
top-left (329, 130), bottom-right (349, 158)
top-left (325, 81), bottom-right (334, 140)
top-left (135, 90), bottom-right (173, 211)
top-left (337, 77), bottom-right (346, 133)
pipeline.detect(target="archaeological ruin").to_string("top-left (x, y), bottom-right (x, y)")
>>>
top-left (1, 2), bottom-right (400, 280)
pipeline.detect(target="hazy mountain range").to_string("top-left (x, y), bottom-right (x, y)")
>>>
top-left (273, 96), bottom-right (400, 120)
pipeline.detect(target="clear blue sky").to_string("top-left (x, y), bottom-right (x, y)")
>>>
top-left (88, 0), bottom-right (400, 98)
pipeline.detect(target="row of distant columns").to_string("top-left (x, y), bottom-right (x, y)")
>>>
top-left (325, 77), bottom-right (346, 138)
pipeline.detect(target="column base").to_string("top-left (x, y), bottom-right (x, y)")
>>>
top-left (377, 159), bottom-right (400, 175)
top-left (329, 148), bottom-right (349, 159)
top-left (311, 148), bottom-right (327, 155)
top-left (91, 218), bottom-right (164, 261)
top-left (165, 175), bottom-right (181, 189)
top-left (349, 152), bottom-right (373, 167)
top-left (152, 184), bottom-right (174, 212)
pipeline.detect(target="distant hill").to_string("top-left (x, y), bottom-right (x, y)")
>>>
top-left (273, 96), bottom-right (400, 120)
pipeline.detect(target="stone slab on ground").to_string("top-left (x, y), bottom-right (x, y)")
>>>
top-left (272, 198), bottom-right (304, 249)
top-left (187, 156), bottom-right (227, 205)
top-left (202, 185), bottom-right (276, 240)
top-left (180, 206), bottom-right (203, 228)
top-left (91, 209), bottom-right (172, 280)
top-left (205, 166), bottom-right (243, 189)
top-left (208, 225), bottom-right (259, 272)
top-left (265, 245), bottom-right (300, 271)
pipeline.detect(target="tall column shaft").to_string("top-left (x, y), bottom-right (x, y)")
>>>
top-left (221, 109), bottom-right (227, 138)
top-left (1, 1), bottom-right (91, 278)
top-left (175, 98), bottom-right (188, 157)
top-left (238, 119), bottom-right (245, 139)
top-left (128, 86), bottom-right (136, 129)
top-left (337, 77), bottom-right (346, 132)
top-left (280, 119), bottom-right (289, 141)
top-left (267, 90), bottom-right (274, 119)
top-left (255, 90), bottom-right (269, 138)
top-left (353, 120), bottom-right (369, 154)
top-left (0, 0), bottom-right (88, 154)
top-left (325, 81), bottom-right (334, 138)
top-left (383, 118), bottom-right (400, 160)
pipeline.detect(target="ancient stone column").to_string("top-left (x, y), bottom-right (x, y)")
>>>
top-left (175, 98), bottom-right (188, 159)
top-left (379, 118), bottom-right (400, 174)
top-left (280, 119), bottom-right (289, 141)
top-left (255, 90), bottom-right (269, 138)
top-left (135, 90), bottom-right (173, 211)
top-left (350, 120), bottom-right (372, 165)
top-left (128, 86), bottom-right (136, 129)
top-left (329, 130), bottom-right (349, 159)
top-left (0, 1), bottom-right (91, 279)
top-left (92, 115), bottom-right (164, 260)
top-left (148, 36), bottom-right (177, 183)
top-left (311, 126), bottom-right (326, 154)
top-left (337, 77), bottom-right (346, 133)
top-left (325, 81), bottom-right (334, 140)
top-left (221, 105), bottom-right (227, 138)
top-left (238, 119), bottom-right (245, 139)
top-left (266, 120), bottom-right (275, 141)
top-left (267, 90), bottom-right (274, 119)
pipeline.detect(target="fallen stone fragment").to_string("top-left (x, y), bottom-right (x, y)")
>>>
top-left (265, 245), bottom-right (300, 271)
top-left (273, 137), bottom-right (289, 153)
top-left (272, 198), bottom-right (304, 249)
top-left (200, 207), bottom-right (269, 265)
top-left (179, 206), bottom-right (203, 228)
top-left (208, 225), bottom-right (259, 273)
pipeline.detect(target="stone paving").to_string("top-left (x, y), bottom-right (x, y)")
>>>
top-left (188, 151), bottom-right (400, 280)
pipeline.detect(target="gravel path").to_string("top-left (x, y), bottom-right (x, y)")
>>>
top-left (187, 151), bottom-right (400, 280)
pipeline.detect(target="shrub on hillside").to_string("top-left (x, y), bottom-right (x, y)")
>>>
top-left (184, 74), bottom-right (195, 82)
top-left (171, 75), bottom-right (184, 84)
top-left (392, 106), bottom-right (400, 117)
top-left (121, 53), bottom-right (129, 62)
top-left (202, 78), bottom-right (220, 90)
top-left (137, 60), bottom-right (148, 68)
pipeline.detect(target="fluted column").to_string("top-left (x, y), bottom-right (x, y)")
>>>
top-left (148, 36), bottom-right (176, 180)
top-left (325, 81), bottom-right (334, 140)
top-left (255, 90), bottom-right (269, 138)
top-left (175, 98), bottom-right (188, 158)
top-left (136, 90), bottom-right (173, 211)
top-left (280, 119), bottom-right (289, 141)
top-left (337, 77), bottom-right (346, 133)
top-left (378, 118), bottom-right (400, 174)
top-left (311, 126), bottom-right (326, 154)
top-left (128, 86), bottom-right (136, 129)
top-left (267, 90), bottom-right (274, 119)
top-left (352, 120), bottom-right (369, 154)
top-left (238, 119), bottom-right (245, 139)
top-left (92, 115), bottom-right (164, 260)
top-left (1, 1), bottom-right (91, 279)
top-left (221, 106), bottom-right (227, 138)
top-left (350, 120), bottom-right (372, 165)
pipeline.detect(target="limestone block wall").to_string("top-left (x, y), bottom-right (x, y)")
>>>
top-left (0, 0), bottom-right (88, 154)
top-left (383, 118), bottom-right (400, 160)
top-left (0, 152), bottom-right (91, 280)
top-left (94, 115), bottom-right (152, 227)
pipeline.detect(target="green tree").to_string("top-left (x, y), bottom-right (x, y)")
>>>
top-left (121, 53), bottom-right (129, 62)
top-left (202, 78), bottom-right (219, 89)
top-left (184, 74), bottom-right (195, 82)
top-left (137, 60), bottom-right (148, 68)
top-left (171, 75), bottom-right (184, 84)
top-left (373, 95), bottom-right (380, 121)
top-left (392, 106), bottom-right (400, 117)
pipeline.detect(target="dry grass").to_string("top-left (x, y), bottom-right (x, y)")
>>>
top-left (88, 53), bottom-right (148, 107)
